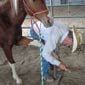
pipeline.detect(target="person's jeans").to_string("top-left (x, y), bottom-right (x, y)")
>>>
top-left (42, 57), bottom-right (52, 77)
top-left (42, 49), bottom-right (58, 77)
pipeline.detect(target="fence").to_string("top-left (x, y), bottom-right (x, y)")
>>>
top-left (22, 0), bottom-right (85, 37)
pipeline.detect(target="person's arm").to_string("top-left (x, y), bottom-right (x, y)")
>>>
top-left (51, 51), bottom-right (60, 60)
top-left (51, 51), bottom-right (70, 71)
top-left (42, 33), bottom-right (69, 71)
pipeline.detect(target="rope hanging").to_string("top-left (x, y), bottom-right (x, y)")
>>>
top-left (31, 17), bottom-right (45, 85)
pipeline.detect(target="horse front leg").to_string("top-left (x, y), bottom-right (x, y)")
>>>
top-left (9, 63), bottom-right (22, 84)
top-left (2, 45), bottom-right (22, 84)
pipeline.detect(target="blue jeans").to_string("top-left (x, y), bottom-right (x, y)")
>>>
top-left (42, 57), bottom-right (52, 77)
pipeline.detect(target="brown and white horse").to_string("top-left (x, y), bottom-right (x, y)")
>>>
top-left (0, 0), bottom-right (51, 84)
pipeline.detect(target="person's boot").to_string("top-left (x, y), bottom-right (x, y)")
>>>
top-left (49, 66), bottom-right (64, 82)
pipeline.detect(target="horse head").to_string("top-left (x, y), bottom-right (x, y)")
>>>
top-left (23, 0), bottom-right (52, 27)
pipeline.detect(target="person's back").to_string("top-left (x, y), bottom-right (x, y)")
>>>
top-left (32, 20), bottom-right (69, 42)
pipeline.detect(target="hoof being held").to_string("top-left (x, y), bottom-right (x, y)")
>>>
top-left (16, 36), bottom-right (33, 47)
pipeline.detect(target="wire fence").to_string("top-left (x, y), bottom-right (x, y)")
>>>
top-left (46, 0), bottom-right (85, 18)
top-left (22, 0), bottom-right (85, 37)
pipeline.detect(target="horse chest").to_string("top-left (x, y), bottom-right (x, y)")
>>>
top-left (0, 27), bottom-right (15, 45)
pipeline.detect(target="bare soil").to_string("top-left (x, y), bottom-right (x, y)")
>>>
top-left (0, 44), bottom-right (85, 85)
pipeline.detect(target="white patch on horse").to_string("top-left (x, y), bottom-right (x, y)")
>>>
top-left (9, 63), bottom-right (22, 84)
top-left (12, 0), bottom-right (18, 14)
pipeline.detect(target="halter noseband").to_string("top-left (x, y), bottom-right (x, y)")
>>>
top-left (23, 0), bottom-right (48, 17)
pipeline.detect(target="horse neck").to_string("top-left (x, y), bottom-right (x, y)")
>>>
top-left (15, 0), bottom-right (27, 25)
top-left (9, 0), bottom-right (27, 26)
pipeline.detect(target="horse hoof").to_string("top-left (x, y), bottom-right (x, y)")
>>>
top-left (16, 78), bottom-right (23, 85)
top-left (16, 37), bottom-right (33, 47)
top-left (17, 83), bottom-right (24, 85)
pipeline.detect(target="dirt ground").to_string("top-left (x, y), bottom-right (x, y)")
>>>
top-left (0, 43), bottom-right (85, 85)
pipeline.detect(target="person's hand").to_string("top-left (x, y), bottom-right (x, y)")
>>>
top-left (59, 63), bottom-right (70, 72)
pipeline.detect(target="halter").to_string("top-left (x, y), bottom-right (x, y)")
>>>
top-left (23, 0), bottom-right (48, 17)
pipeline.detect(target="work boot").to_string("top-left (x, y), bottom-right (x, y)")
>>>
top-left (49, 66), bottom-right (64, 80)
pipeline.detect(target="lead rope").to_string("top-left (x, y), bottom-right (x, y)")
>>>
top-left (31, 17), bottom-right (45, 85)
